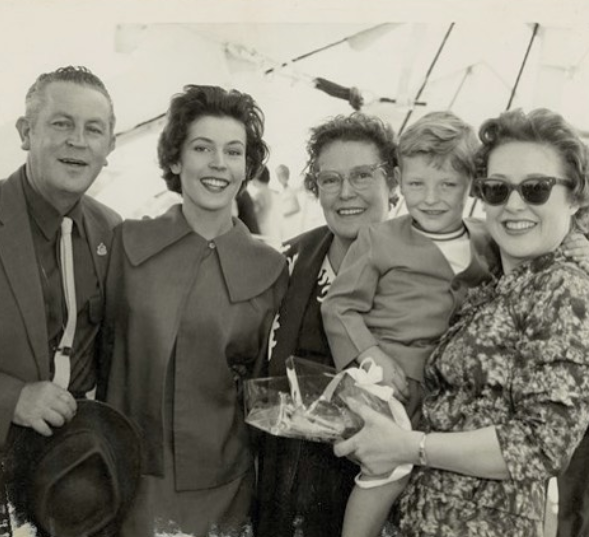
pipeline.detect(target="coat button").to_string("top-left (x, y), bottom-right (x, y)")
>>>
top-left (208, 242), bottom-right (216, 249)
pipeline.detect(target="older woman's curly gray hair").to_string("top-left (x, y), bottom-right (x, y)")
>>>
top-left (303, 112), bottom-right (398, 197)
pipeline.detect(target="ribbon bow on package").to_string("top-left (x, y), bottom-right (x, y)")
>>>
top-left (245, 357), bottom-right (412, 465)
top-left (347, 359), bottom-right (413, 487)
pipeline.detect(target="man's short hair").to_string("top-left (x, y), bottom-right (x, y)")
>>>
top-left (24, 66), bottom-right (115, 130)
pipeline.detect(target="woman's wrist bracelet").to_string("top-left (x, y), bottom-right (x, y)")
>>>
top-left (418, 432), bottom-right (428, 466)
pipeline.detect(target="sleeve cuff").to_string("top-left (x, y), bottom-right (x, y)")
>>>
top-left (354, 463), bottom-right (413, 489)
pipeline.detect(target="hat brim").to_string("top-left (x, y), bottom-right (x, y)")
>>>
top-left (5, 400), bottom-right (141, 537)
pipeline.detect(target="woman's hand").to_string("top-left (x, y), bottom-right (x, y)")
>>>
top-left (563, 232), bottom-right (589, 273)
top-left (336, 401), bottom-right (511, 480)
top-left (334, 399), bottom-right (418, 476)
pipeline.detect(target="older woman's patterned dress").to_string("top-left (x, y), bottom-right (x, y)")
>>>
top-left (397, 249), bottom-right (589, 537)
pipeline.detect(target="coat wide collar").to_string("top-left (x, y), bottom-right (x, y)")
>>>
top-left (122, 204), bottom-right (286, 302)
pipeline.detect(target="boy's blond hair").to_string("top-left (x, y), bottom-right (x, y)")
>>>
top-left (398, 111), bottom-right (479, 179)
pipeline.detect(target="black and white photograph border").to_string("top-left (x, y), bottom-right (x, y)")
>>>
top-left (1, 0), bottom-right (588, 535)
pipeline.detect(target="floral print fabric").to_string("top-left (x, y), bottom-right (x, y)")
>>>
top-left (397, 249), bottom-right (589, 537)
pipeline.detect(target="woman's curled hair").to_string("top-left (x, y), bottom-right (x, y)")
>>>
top-left (303, 112), bottom-right (398, 197)
top-left (157, 85), bottom-right (269, 194)
top-left (475, 108), bottom-right (589, 217)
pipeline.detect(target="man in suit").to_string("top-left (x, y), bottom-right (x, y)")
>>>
top-left (0, 66), bottom-right (121, 533)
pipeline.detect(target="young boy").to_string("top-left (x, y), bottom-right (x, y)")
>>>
top-left (321, 110), bottom-right (497, 537)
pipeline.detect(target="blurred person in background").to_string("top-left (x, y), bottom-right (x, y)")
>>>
top-left (248, 165), bottom-right (275, 237)
top-left (276, 163), bottom-right (290, 190)
top-left (235, 189), bottom-right (260, 234)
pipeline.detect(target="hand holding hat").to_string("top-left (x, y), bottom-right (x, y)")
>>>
top-left (5, 400), bottom-right (141, 537)
top-left (12, 381), bottom-right (77, 437)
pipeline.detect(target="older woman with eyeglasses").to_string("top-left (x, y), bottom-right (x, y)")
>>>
top-left (254, 113), bottom-right (399, 537)
top-left (333, 108), bottom-right (589, 537)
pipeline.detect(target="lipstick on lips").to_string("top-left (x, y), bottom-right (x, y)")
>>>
top-left (502, 220), bottom-right (537, 233)
top-left (337, 207), bottom-right (365, 216)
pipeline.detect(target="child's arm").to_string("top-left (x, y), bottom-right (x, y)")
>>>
top-left (321, 225), bottom-right (408, 396)
top-left (321, 225), bottom-right (382, 370)
top-left (342, 476), bottom-right (410, 537)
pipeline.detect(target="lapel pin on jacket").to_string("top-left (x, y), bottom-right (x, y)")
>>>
top-left (97, 243), bottom-right (108, 256)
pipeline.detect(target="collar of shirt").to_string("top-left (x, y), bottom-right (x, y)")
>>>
top-left (122, 204), bottom-right (286, 302)
top-left (21, 172), bottom-right (86, 240)
top-left (410, 220), bottom-right (468, 242)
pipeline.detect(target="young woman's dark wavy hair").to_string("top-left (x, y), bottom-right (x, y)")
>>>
top-left (302, 112), bottom-right (398, 197)
top-left (157, 85), bottom-right (269, 194)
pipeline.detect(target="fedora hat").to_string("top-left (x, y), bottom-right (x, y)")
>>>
top-left (4, 400), bottom-right (141, 537)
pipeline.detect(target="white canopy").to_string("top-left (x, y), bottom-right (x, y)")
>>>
top-left (1, 3), bottom-right (588, 229)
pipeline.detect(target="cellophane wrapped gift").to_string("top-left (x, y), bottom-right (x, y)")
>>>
top-left (244, 356), bottom-right (396, 444)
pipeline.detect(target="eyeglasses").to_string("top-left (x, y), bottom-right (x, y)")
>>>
top-left (314, 162), bottom-right (387, 193)
top-left (474, 176), bottom-right (574, 206)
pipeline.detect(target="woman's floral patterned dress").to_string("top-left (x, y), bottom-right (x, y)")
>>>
top-left (397, 249), bottom-right (589, 537)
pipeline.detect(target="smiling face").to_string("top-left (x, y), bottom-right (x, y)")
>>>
top-left (17, 81), bottom-right (115, 212)
top-left (484, 141), bottom-right (578, 273)
top-left (399, 154), bottom-right (470, 234)
top-left (316, 140), bottom-right (393, 247)
top-left (171, 115), bottom-right (247, 220)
